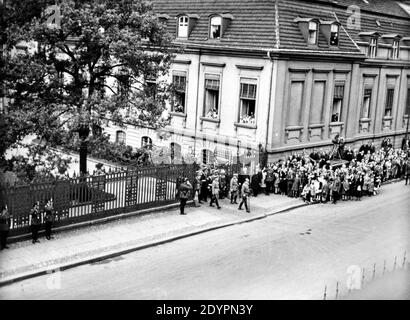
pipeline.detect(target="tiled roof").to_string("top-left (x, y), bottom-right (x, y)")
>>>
top-left (152, 0), bottom-right (410, 54)
top-left (153, 0), bottom-right (277, 51)
top-left (276, 0), bottom-right (361, 52)
top-left (318, 0), bottom-right (410, 18)
top-left (334, 7), bottom-right (410, 43)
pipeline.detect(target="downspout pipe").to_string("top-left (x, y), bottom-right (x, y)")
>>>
top-left (193, 48), bottom-right (202, 158)
top-left (265, 51), bottom-right (275, 166)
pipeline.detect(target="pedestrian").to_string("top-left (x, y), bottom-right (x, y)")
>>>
top-left (30, 202), bottom-right (41, 244)
top-left (200, 169), bottom-right (209, 203)
top-left (44, 199), bottom-right (54, 240)
top-left (405, 159), bottom-right (410, 185)
top-left (0, 205), bottom-right (11, 250)
top-left (230, 173), bottom-right (239, 204)
top-left (265, 167), bottom-right (274, 194)
top-left (219, 170), bottom-right (228, 199)
top-left (251, 171), bottom-right (260, 197)
top-left (238, 178), bottom-right (250, 213)
top-left (194, 171), bottom-right (202, 206)
top-left (209, 175), bottom-right (221, 209)
top-left (179, 178), bottom-right (192, 215)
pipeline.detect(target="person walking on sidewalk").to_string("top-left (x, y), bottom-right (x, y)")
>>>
top-left (230, 173), bottom-right (239, 204)
top-left (209, 175), bottom-right (221, 209)
top-left (0, 205), bottom-right (11, 250)
top-left (30, 202), bottom-right (41, 243)
top-left (179, 178), bottom-right (192, 215)
top-left (238, 178), bottom-right (250, 213)
top-left (44, 199), bottom-right (54, 240)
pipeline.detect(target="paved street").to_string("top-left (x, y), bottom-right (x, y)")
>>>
top-left (0, 182), bottom-right (409, 299)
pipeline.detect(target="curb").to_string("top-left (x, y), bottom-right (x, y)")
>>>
top-left (0, 201), bottom-right (307, 287)
top-left (0, 179), bottom-right (403, 287)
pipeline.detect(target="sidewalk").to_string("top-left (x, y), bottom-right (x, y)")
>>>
top-left (0, 193), bottom-right (306, 286)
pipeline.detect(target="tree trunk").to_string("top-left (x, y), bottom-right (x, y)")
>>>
top-left (78, 125), bottom-right (90, 175)
top-left (79, 139), bottom-right (87, 174)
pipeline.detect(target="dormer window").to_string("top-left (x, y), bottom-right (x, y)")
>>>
top-left (330, 24), bottom-right (339, 46)
top-left (210, 16), bottom-right (222, 39)
top-left (308, 21), bottom-right (318, 45)
top-left (391, 40), bottom-right (399, 59)
top-left (368, 37), bottom-right (378, 58)
top-left (178, 16), bottom-right (189, 38)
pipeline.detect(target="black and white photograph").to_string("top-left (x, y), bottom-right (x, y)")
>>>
top-left (0, 0), bottom-right (409, 302)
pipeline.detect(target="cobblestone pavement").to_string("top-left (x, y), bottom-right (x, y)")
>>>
top-left (0, 181), bottom-right (408, 299)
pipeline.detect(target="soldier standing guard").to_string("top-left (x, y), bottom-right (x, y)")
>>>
top-left (30, 202), bottom-right (41, 244)
top-left (0, 205), bottom-right (11, 250)
top-left (238, 178), bottom-right (251, 213)
top-left (44, 199), bottom-right (54, 240)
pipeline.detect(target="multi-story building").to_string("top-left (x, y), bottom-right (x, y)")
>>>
top-left (60, 1), bottom-right (410, 167)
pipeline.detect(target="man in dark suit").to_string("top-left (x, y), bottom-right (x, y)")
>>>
top-left (179, 178), bottom-right (192, 215)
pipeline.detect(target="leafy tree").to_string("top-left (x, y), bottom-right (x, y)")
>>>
top-left (1, 0), bottom-right (175, 175)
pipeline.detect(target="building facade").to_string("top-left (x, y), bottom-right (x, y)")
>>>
top-left (102, 0), bottom-right (410, 167)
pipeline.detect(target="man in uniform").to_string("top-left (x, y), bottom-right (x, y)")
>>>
top-left (238, 178), bottom-right (251, 213)
top-left (209, 174), bottom-right (221, 209)
top-left (230, 173), bottom-right (239, 204)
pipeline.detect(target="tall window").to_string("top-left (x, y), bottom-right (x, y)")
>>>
top-left (406, 88), bottom-right (410, 116)
top-left (361, 88), bottom-right (372, 118)
top-left (384, 88), bottom-right (394, 117)
top-left (145, 72), bottom-right (157, 99)
top-left (210, 16), bottom-right (222, 39)
top-left (204, 76), bottom-right (220, 119)
top-left (330, 24), bottom-right (339, 46)
top-left (178, 16), bottom-right (189, 38)
top-left (202, 149), bottom-right (214, 164)
top-left (170, 142), bottom-right (182, 162)
top-left (308, 21), bottom-right (318, 45)
top-left (141, 136), bottom-right (152, 149)
top-left (331, 84), bottom-right (344, 122)
top-left (368, 38), bottom-right (378, 58)
top-left (391, 40), bottom-right (400, 60)
top-left (239, 80), bottom-right (257, 125)
top-left (172, 74), bottom-right (187, 113)
top-left (116, 131), bottom-right (126, 145)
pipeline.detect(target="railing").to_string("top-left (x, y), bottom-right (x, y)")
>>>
top-left (323, 251), bottom-right (408, 300)
top-left (0, 164), bottom-right (199, 237)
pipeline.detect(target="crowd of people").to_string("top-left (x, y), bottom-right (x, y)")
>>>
top-left (178, 139), bottom-right (410, 215)
top-left (1, 139), bottom-right (409, 249)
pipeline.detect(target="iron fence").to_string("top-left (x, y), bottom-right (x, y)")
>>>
top-left (0, 164), bottom-right (200, 237)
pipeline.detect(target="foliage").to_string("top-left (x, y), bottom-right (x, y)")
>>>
top-left (1, 0), bottom-right (175, 174)
top-left (61, 131), bottom-right (153, 166)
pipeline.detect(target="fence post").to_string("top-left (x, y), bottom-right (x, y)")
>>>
top-left (335, 282), bottom-right (339, 300)
top-left (362, 268), bottom-right (365, 286)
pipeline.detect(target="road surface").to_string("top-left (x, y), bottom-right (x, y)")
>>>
top-left (0, 182), bottom-right (409, 299)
